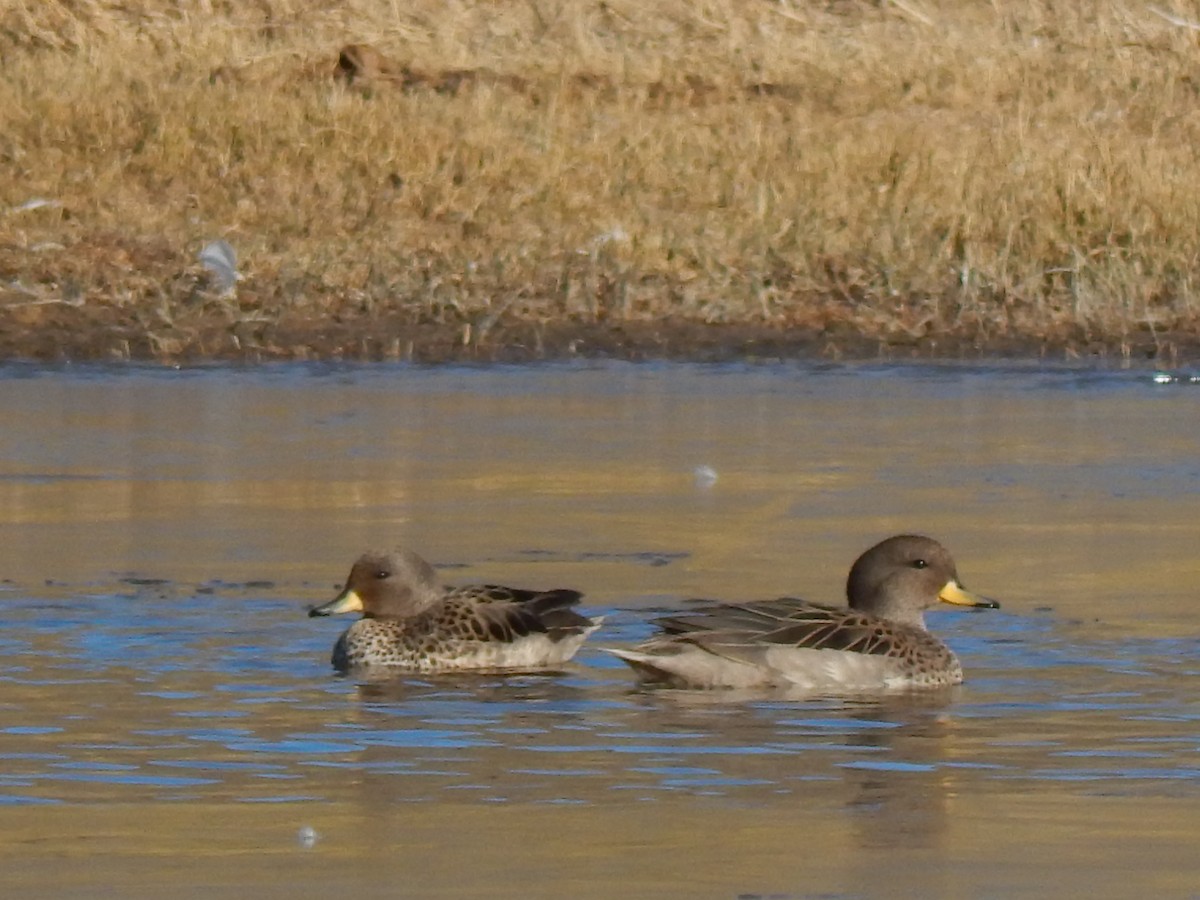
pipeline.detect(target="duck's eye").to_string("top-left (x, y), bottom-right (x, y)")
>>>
top-left (911, 559), bottom-right (928, 569)
top-left (374, 569), bottom-right (391, 580)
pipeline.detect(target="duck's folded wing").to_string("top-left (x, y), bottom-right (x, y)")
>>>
top-left (654, 597), bottom-right (825, 633)
top-left (445, 587), bottom-right (594, 642)
top-left (460, 585), bottom-right (584, 607)
top-left (655, 598), bottom-right (900, 658)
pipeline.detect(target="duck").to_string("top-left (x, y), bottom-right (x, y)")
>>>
top-left (608, 534), bottom-right (998, 691)
top-left (308, 548), bottom-right (601, 672)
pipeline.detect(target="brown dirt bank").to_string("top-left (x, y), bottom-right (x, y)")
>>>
top-left (2, 229), bottom-right (1194, 367)
top-left (0, 297), bottom-right (1191, 366)
top-left (0, 233), bottom-right (1192, 366)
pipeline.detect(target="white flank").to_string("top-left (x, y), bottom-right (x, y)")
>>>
top-left (608, 645), bottom-right (916, 692)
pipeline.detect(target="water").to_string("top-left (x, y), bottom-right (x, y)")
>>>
top-left (0, 361), bottom-right (1198, 897)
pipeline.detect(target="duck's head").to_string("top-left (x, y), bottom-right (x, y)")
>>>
top-left (309, 548), bottom-right (441, 620)
top-left (845, 534), bottom-right (998, 629)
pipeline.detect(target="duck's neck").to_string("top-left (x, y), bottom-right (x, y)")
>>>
top-left (887, 609), bottom-right (929, 631)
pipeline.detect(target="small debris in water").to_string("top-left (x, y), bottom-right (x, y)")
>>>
top-left (1151, 371), bottom-right (1200, 385)
top-left (120, 577), bottom-right (171, 587)
top-left (297, 825), bottom-right (318, 849)
top-left (693, 465), bottom-right (718, 488)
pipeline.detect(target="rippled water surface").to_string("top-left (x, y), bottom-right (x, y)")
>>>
top-left (1, 361), bottom-right (1198, 898)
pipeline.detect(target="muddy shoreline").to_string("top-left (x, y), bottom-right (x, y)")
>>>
top-left (0, 304), bottom-right (1192, 366)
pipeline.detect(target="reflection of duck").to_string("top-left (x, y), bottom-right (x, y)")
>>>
top-left (309, 548), bottom-right (601, 672)
top-left (609, 535), bottom-right (998, 691)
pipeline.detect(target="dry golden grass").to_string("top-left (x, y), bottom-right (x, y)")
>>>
top-left (4, 0), bottom-right (1200, 360)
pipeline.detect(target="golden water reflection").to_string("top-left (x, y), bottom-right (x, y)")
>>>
top-left (1, 362), bottom-right (1198, 896)
top-left (3, 792), bottom-right (1198, 898)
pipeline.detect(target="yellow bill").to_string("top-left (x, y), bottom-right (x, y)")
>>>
top-left (308, 588), bottom-right (365, 617)
top-left (938, 580), bottom-right (1000, 609)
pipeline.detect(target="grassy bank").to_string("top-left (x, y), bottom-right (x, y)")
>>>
top-left (3, 0), bottom-right (1200, 362)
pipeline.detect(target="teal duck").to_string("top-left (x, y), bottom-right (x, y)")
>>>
top-left (609, 535), bottom-right (997, 691)
top-left (310, 548), bottom-right (601, 672)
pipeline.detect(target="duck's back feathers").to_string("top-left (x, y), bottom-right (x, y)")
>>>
top-left (437, 586), bottom-right (593, 644)
top-left (658, 598), bottom-right (921, 656)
